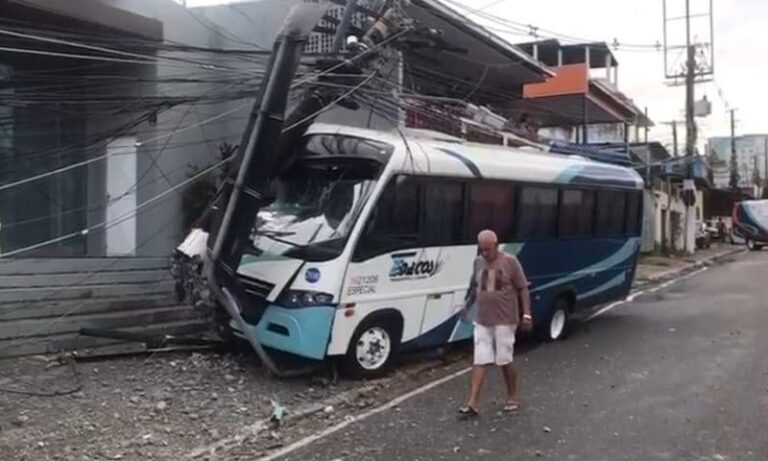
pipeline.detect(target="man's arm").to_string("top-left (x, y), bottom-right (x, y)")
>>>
top-left (510, 256), bottom-right (533, 329)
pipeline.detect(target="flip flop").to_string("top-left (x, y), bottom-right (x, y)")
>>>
top-left (458, 405), bottom-right (479, 419)
top-left (503, 401), bottom-right (520, 413)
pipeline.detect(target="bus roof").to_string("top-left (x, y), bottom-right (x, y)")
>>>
top-left (306, 123), bottom-right (644, 190)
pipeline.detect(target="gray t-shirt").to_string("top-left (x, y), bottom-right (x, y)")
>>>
top-left (469, 252), bottom-right (528, 327)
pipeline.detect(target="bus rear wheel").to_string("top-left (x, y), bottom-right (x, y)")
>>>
top-left (343, 317), bottom-right (401, 379)
top-left (747, 239), bottom-right (763, 251)
top-left (536, 296), bottom-right (571, 341)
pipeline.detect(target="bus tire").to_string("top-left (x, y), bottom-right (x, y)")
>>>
top-left (536, 296), bottom-right (571, 342)
top-left (343, 316), bottom-right (401, 379)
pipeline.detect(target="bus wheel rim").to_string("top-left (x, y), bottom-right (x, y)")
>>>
top-left (356, 327), bottom-right (391, 370)
top-left (550, 309), bottom-right (566, 339)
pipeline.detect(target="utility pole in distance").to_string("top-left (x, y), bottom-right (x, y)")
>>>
top-left (729, 109), bottom-right (740, 192)
top-left (663, 0), bottom-right (714, 254)
top-left (763, 135), bottom-right (768, 198)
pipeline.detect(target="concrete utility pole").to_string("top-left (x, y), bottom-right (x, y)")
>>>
top-left (644, 107), bottom-right (649, 143)
top-left (764, 136), bottom-right (768, 198)
top-left (663, 0), bottom-right (714, 254)
top-left (682, 0), bottom-right (696, 254)
top-left (729, 108), bottom-right (739, 192)
top-left (672, 120), bottom-right (679, 156)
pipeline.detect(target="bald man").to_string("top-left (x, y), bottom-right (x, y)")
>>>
top-left (458, 230), bottom-right (532, 418)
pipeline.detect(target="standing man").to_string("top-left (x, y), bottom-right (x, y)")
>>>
top-left (458, 230), bottom-right (532, 418)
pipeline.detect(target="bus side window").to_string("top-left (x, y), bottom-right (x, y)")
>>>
top-left (596, 190), bottom-right (626, 237)
top-left (467, 182), bottom-right (516, 242)
top-left (421, 181), bottom-right (465, 247)
top-left (353, 176), bottom-right (420, 261)
top-left (517, 186), bottom-right (559, 239)
top-left (625, 192), bottom-right (642, 236)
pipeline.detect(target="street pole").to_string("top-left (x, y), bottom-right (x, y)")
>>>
top-left (730, 108), bottom-right (738, 192)
top-left (764, 135), bottom-right (768, 198)
top-left (644, 106), bottom-right (649, 143)
top-left (672, 120), bottom-right (678, 156)
top-left (683, 0), bottom-right (696, 254)
top-left (331, 0), bottom-right (359, 55)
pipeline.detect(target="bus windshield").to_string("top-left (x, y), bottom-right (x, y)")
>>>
top-left (252, 134), bottom-right (393, 262)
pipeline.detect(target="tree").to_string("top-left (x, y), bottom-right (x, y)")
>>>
top-left (181, 142), bottom-right (237, 230)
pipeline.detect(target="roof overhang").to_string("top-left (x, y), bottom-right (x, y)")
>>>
top-left (5, 0), bottom-right (163, 40)
top-left (403, 0), bottom-right (554, 101)
top-left (519, 64), bottom-right (644, 127)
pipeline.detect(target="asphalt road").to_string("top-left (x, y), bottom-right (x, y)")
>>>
top-left (277, 251), bottom-right (768, 461)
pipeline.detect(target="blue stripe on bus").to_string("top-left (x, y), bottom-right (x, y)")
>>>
top-left (437, 148), bottom-right (483, 178)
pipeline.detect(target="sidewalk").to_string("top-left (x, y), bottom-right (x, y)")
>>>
top-left (634, 243), bottom-right (745, 287)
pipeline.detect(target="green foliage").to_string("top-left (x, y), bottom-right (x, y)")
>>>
top-left (181, 142), bottom-right (237, 230)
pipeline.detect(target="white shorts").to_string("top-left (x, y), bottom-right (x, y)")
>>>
top-left (473, 323), bottom-right (517, 366)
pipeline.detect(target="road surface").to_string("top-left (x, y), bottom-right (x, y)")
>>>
top-left (278, 251), bottom-right (767, 461)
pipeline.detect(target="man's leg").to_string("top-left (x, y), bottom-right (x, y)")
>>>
top-left (466, 365), bottom-right (489, 410)
top-left (496, 324), bottom-right (519, 406)
top-left (500, 363), bottom-right (518, 403)
top-left (465, 324), bottom-right (494, 411)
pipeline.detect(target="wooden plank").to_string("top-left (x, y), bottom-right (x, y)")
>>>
top-left (0, 295), bottom-right (178, 321)
top-left (0, 281), bottom-right (175, 304)
top-left (0, 320), bottom-right (210, 358)
top-left (0, 269), bottom-right (173, 289)
top-left (0, 258), bottom-right (169, 276)
top-left (0, 305), bottom-right (202, 340)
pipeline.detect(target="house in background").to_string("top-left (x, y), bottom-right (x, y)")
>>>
top-left (516, 40), bottom-right (652, 145)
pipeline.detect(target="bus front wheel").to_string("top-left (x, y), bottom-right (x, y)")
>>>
top-left (536, 296), bottom-right (571, 341)
top-left (343, 317), bottom-right (401, 378)
top-left (746, 239), bottom-right (763, 251)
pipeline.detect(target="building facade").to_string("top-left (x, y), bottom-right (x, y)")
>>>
top-left (708, 134), bottom-right (768, 196)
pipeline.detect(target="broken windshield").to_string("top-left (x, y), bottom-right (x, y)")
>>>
top-left (252, 134), bottom-right (392, 262)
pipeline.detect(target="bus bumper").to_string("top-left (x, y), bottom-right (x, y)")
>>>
top-left (232, 305), bottom-right (336, 361)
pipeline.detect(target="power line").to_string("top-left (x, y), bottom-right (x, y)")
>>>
top-left (443, 0), bottom-right (662, 51)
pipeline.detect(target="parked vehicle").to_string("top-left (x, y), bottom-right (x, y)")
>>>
top-left (704, 219), bottom-right (721, 240)
top-left (179, 124), bottom-right (644, 377)
top-left (732, 200), bottom-right (768, 251)
top-left (696, 223), bottom-right (712, 249)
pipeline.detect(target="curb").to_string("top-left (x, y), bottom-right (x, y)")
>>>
top-left (634, 246), bottom-right (746, 289)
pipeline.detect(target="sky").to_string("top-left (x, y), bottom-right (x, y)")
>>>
top-left (187, 0), bottom-right (767, 150)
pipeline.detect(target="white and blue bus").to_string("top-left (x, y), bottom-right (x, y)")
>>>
top-left (188, 123), bottom-right (644, 377)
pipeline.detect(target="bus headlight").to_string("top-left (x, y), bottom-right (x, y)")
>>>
top-left (278, 290), bottom-right (334, 307)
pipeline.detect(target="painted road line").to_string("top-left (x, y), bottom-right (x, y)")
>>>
top-left (586, 267), bottom-right (709, 322)
top-left (262, 265), bottom-right (711, 460)
top-left (259, 366), bottom-right (473, 461)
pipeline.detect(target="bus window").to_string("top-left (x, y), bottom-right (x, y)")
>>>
top-left (467, 182), bottom-right (516, 241)
top-left (422, 180), bottom-right (465, 246)
top-left (354, 175), bottom-right (420, 260)
top-left (517, 186), bottom-right (558, 239)
top-left (596, 190), bottom-right (626, 237)
top-left (625, 192), bottom-right (642, 236)
top-left (559, 189), bottom-right (595, 238)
